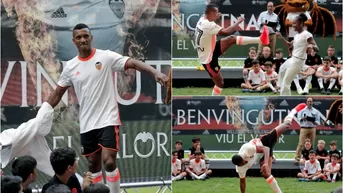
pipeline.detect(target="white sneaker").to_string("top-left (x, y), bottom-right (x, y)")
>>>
top-left (303, 87), bottom-right (309, 94)
top-left (297, 88), bottom-right (304, 95)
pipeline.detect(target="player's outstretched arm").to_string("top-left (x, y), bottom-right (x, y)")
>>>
top-left (275, 32), bottom-right (293, 48)
top-left (239, 177), bottom-right (246, 193)
top-left (218, 17), bottom-right (244, 36)
top-left (47, 86), bottom-right (69, 108)
top-left (256, 146), bottom-right (270, 167)
top-left (126, 59), bottom-right (169, 87)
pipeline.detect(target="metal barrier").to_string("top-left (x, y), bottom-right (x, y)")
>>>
top-left (172, 58), bottom-right (245, 67)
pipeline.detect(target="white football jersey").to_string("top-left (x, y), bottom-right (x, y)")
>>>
top-left (317, 66), bottom-right (336, 76)
top-left (236, 138), bottom-right (264, 178)
top-left (42, 0), bottom-right (126, 60)
top-left (287, 11), bottom-right (311, 38)
top-left (189, 159), bottom-right (206, 173)
top-left (265, 71), bottom-right (278, 80)
top-left (248, 69), bottom-right (266, 85)
top-left (304, 160), bottom-right (322, 174)
top-left (339, 70), bottom-right (343, 78)
top-left (58, 49), bottom-right (129, 134)
top-left (325, 163), bottom-right (340, 172)
top-left (292, 30), bottom-right (313, 60)
top-left (195, 17), bottom-right (222, 64)
top-left (172, 159), bottom-right (182, 174)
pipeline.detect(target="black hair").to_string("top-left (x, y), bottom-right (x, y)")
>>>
top-left (252, 59), bottom-right (260, 65)
top-left (1, 176), bottom-right (23, 193)
top-left (275, 48), bottom-right (283, 53)
top-left (323, 56), bottom-right (332, 62)
top-left (297, 13), bottom-right (308, 24)
top-left (194, 151), bottom-right (202, 156)
top-left (84, 183), bottom-right (110, 193)
top-left (309, 150), bottom-right (316, 155)
top-left (205, 4), bottom-right (218, 14)
top-left (172, 150), bottom-right (178, 155)
top-left (192, 137), bottom-right (200, 143)
top-left (175, 140), bottom-right (183, 145)
top-left (73, 23), bottom-right (90, 31)
top-left (46, 184), bottom-right (71, 193)
top-left (50, 147), bottom-right (77, 175)
top-left (231, 155), bottom-right (243, 166)
top-left (11, 155), bottom-right (37, 182)
top-left (264, 61), bottom-right (273, 67)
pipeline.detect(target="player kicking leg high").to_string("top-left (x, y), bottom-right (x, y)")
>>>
top-left (195, 4), bottom-right (269, 96)
top-left (232, 103), bottom-right (307, 193)
top-left (47, 23), bottom-right (168, 193)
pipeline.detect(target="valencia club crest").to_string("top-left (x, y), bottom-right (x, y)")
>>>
top-left (95, 62), bottom-right (102, 70)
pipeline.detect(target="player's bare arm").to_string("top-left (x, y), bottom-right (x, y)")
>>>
top-left (217, 17), bottom-right (244, 36)
top-left (239, 177), bottom-right (246, 193)
top-left (328, 70), bottom-right (338, 79)
top-left (47, 86), bottom-right (69, 108)
top-left (256, 145), bottom-right (270, 168)
top-left (315, 70), bottom-right (324, 78)
top-left (126, 59), bottom-right (168, 87)
top-left (276, 32), bottom-right (293, 48)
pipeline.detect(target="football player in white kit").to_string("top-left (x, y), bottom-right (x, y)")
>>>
top-left (171, 150), bottom-right (187, 181)
top-left (195, 4), bottom-right (269, 96)
top-left (47, 23), bottom-right (168, 193)
top-left (315, 57), bottom-right (338, 95)
top-left (276, 13), bottom-right (319, 96)
top-left (232, 103), bottom-right (307, 193)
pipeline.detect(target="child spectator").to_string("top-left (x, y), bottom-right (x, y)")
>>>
top-left (328, 141), bottom-right (341, 161)
top-left (300, 139), bottom-right (313, 165)
top-left (327, 45), bottom-right (339, 67)
top-left (324, 153), bottom-right (340, 183)
top-left (273, 48), bottom-right (286, 73)
top-left (11, 155), bottom-right (37, 193)
top-left (175, 140), bottom-right (184, 161)
top-left (243, 47), bottom-right (257, 82)
top-left (186, 151), bottom-right (212, 180)
top-left (316, 57), bottom-right (338, 95)
top-left (297, 150), bottom-right (324, 181)
top-left (172, 150), bottom-right (187, 181)
top-left (306, 48), bottom-right (322, 70)
top-left (293, 65), bottom-right (316, 95)
top-left (188, 137), bottom-right (205, 160)
top-left (315, 140), bottom-right (329, 170)
top-left (264, 61), bottom-right (279, 93)
top-left (1, 176), bottom-right (23, 193)
top-left (257, 46), bottom-right (274, 70)
top-left (338, 64), bottom-right (343, 95)
top-left (241, 60), bottom-right (268, 92)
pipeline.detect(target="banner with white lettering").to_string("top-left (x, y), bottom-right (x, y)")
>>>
top-left (172, 96), bottom-right (342, 151)
top-left (172, 0), bottom-right (343, 58)
top-left (1, 0), bottom-right (171, 187)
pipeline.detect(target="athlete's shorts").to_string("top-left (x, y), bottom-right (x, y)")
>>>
top-left (259, 129), bottom-right (278, 158)
top-left (80, 125), bottom-right (120, 156)
top-left (202, 40), bottom-right (223, 78)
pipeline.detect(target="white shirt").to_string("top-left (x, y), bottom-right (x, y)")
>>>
top-left (189, 159), bottom-right (206, 173)
top-left (339, 70), bottom-right (343, 78)
top-left (265, 71), bottom-right (278, 81)
top-left (317, 66), bottom-right (336, 76)
top-left (304, 160), bottom-right (322, 174)
top-left (42, 0), bottom-right (126, 60)
top-left (325, 162), bottom-right (340, 173)
top-left (172, 159), bottom-right (182, 174)
top-left (0, 102), bottom-right (54, 177)
top-left (292, 30), bottom-right (313, 60)
top-left (195, 17), bottom-right (222, 64)
top-left (58, 49), bottom-right (129, 134)
top-left (287, 12), bottom-right (311, 38)
top-left (236, 138), bottom-right (264, 178)
top-left (248, 69), bottom-right (266, 85)
top-left (257, 11), bottom-right (280, 33)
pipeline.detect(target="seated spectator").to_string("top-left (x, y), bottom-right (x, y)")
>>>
top-left (338, 66), bottom-right (343, 95)
top-left (175, 140), bottom-right (184, 162)
top-left (264, 61), bottom-right (279, 93)
top-left (241, 60), bottom-right (268, 92)
top-left (188, 137), bottom-right (205, 160)
top-left (297, 150), bottom-right (324, 181)
top-left (327, 45), bottom-right (339, 67)
top-left (293, 65), bottom-right (316, 95)
top-left (41, 147), bottom-right (92, 193)
top-left (273, 48), bottom-right (286, 73)
top-left (300, 139), bottom-right (313, 165)
top-left (84, 183), bottom-right (110, 193)
top-left (11, 155), bottom-right (37, 193)
top-left (172, 150), bottom-right (187, 181)
top-left (316, 57), bottom-right (338, 95)
top-left (46, 184), bottom-right (71, 193)
top-left (324, 153), bottom-right (341, 183)
top-left (1, 175), bottom-right (23, 193)
top-left (243, 47), bottom-right (257, 82)
top-left (257, 46), bottom-right (274, 70)
top-left (315, 140), bottom-right (329, 170)
top-left (186, 151), bottom-right (212, 180)
top-left (306, 48), bottom-right (322, 70)
top-left (327, 140), bottom-right (341, 164)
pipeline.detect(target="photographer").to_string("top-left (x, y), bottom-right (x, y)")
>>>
top-left (295, 97), bottom-right (320, 165)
